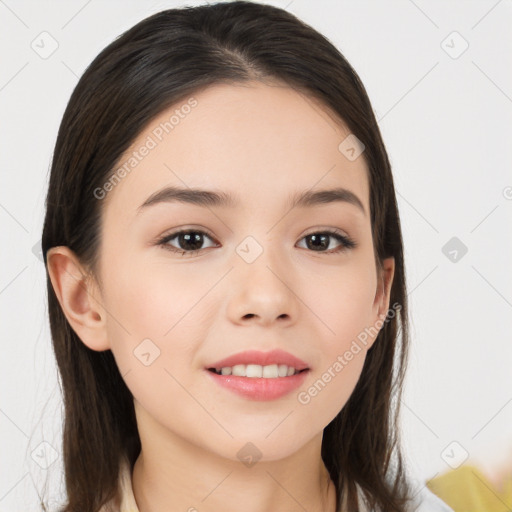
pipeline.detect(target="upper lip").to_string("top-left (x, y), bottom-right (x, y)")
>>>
top-left (206, 349), bottom-right (310, 371)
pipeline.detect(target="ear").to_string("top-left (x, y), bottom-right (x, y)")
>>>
top-left (46, 246), bottom-right (110, 351)
top-left (368, 256), bottom-right (395, 348)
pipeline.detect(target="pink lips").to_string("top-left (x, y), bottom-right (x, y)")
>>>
top-left (204, 349), bottom-right (310, 401)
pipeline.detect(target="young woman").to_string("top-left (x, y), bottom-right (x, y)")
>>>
top-left (41, 2), bottom-right (454, 511)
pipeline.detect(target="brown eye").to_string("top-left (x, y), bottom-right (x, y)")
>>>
top-left (158, 229), bottom-right (218, 256)
top-left (298, 230), bottom-right (356, 253)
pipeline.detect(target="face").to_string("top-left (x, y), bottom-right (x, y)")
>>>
top-left (51, 80), bottom-right (394, 462)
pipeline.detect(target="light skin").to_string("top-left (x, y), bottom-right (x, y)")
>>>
top-left (47, 80), bottom-right (395, 512)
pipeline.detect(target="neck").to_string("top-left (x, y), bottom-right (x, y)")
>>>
top-left (131, 416), bottom-right (336, 512)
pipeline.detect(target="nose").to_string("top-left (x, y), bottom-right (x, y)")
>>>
top-left (225, 244), bottom-right (300, 327)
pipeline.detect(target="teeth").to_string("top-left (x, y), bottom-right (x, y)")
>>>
top-left (216, 364), bottom-right (302, 378)
top-left (263, 364), bottom-right (278, 378)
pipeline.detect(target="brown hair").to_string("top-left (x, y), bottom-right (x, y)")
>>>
top-left (41, 2), bottom-right (412, 510)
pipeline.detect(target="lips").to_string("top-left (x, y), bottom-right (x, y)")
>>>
top-left (206, 369), bottom-right (309, 401)
top-left (205, 349), bottom-right (310, 372)
top-left (204, 349), bottom-right (311, 400)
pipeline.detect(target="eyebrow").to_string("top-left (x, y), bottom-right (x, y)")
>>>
top-left (137, 185), bottom-right (366, 216)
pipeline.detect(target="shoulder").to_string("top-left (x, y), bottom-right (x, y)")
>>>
top-left (410, 484), bottom-right (455, 512)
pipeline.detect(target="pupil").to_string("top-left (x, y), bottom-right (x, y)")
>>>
top-left (180, 232), bottom-right (203, 251)
top-left (307, 234), bottom-right (328, 251)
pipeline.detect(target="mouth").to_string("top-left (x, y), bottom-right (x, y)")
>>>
top-left (204, 349), bottom-right (311, 400)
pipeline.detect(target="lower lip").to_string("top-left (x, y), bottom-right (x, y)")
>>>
top-left (205, 369), bottom-right (309, 401)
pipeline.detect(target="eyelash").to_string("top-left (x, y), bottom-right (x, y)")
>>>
top-left (156, 228), bottom-right (357, 257)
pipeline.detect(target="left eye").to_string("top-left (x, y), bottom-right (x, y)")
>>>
top-left (157, 229), bottom-right (356, 256)
top-left (298, 231), bottom-right (356, 253)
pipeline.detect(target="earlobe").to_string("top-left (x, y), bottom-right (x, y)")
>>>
top-left (46, 246), bottom-right (110, 351)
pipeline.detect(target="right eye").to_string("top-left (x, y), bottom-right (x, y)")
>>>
top-left (156, 229), bottom-right (219, 256)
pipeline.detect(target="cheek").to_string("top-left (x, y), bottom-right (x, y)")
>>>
top-left (292, 261), bottom-right (377, 422)
top-left (102, 260), bottom-right (209, 436)
top-left (104, 254), bottom-right (208, 335)
top-left (102, 255), bottom-right (210, 378)
top-left (304, 260), bottom-right (378, 345)
top-left (298, 348), bottom-right (366, 426)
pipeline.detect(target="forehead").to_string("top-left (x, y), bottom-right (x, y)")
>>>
top-left (102, 80), bottom-right (370, 220)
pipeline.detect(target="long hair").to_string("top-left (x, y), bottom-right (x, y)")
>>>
top-left (41, 2), bottom-right (411, 510)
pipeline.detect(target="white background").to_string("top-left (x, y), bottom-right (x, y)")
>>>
top-left (1, 0), bottom-right (511, 510)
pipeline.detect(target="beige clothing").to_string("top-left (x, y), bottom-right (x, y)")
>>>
top-left (99, 456), bottom-right (139, 512)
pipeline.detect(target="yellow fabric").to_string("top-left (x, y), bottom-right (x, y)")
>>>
top-left (426, 464), bottom-right (512, 512)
